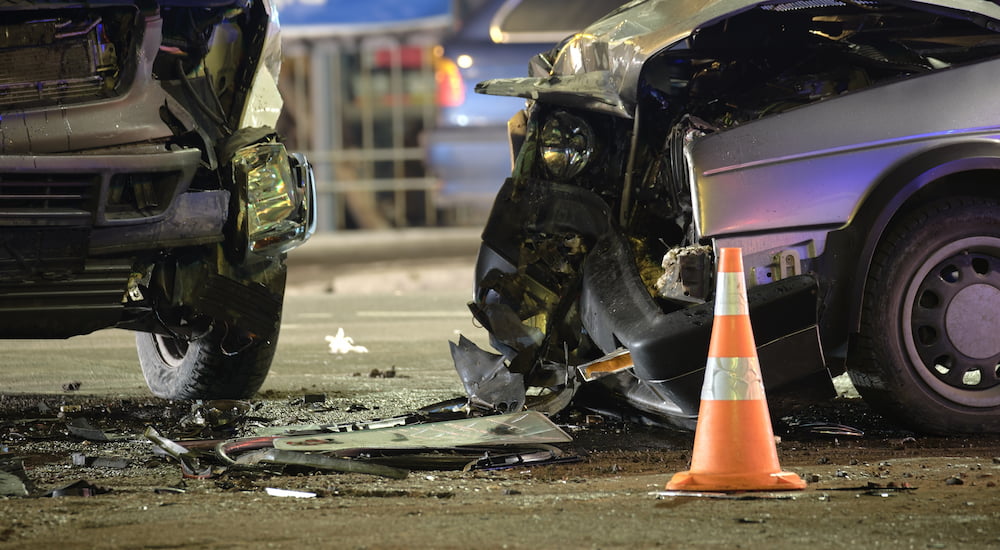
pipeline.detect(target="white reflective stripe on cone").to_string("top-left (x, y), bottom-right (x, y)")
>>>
top-left (701, 356), bottom-right (765, 401)
top-left (714, 272), bottom-right (748, 316)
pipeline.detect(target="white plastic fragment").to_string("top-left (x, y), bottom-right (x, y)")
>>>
top-left (324, 328), bottom-right (369, 354)
top-left (265, 487), bottom-right (317, 498)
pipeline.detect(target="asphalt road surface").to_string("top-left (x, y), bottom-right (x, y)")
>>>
top-left (1, 271), bottom-right (484, 408)
top-left (2, 228), bottom-right (485, 403)
top-left (2, 230), bottom-right (1000, 549)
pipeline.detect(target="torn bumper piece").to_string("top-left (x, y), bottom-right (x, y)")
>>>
top-left (473, 178), bottom-right (832, 426)
top-left (579, 228), bottom-right (828, 417)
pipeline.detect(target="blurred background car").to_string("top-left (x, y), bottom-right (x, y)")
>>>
top-left (425, 0), bottom-right (626, 224)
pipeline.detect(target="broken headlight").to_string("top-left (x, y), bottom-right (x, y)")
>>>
top-left (539, 111), bottom-right (594, 180)
top-left (233, 142), bottom-right (315, 257)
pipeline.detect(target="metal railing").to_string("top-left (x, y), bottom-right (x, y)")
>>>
top-left (279, 34), bottom-right (441, 231)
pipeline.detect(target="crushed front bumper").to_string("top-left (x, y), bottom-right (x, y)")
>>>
top-left (472, 178), bottom-right (832, 425)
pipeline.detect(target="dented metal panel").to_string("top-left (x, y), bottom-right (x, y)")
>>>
top-left (688, 58), bottom-right (1000, 239)
top-left (479, 0), bottom-right (1000, 117)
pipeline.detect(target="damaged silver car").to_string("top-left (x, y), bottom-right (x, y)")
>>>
top-left (0, 1), bottom-right (314, 399)
top-left (467, 0), bottom-right (1000, 433)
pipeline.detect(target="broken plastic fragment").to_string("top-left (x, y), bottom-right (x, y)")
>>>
top-left (45, 479), bottom-right (110, 498)
top-left (179, 400), bottom-right (252, 431)
top-left (467, 445), bottom-right (580, 471)
top-left (249, 415), bottom-right (419, 438)
top-left (237, 448), bottom-right (409, 479)
top-left (273, 410), bottom-right (571, 452)
top-left (325, 328), bottom-right (369, 354)
top-left (471, 301), bottom-right (544, 356)
top-left (71, 453), bottom-right (131, 469)
top-left (145, 426), bottom-right (192, 459)
top-left (576, 348), bottom-right (634, 382)
top-left (144, 426), bottom-right (213, 478)
top-left (265, 487), bottom-right (317, 498)
top-left (67, 417), bottom-right (126, 442)
top-left (0, 460), bottom-right (32, 497)
top-left (788, 422), bottom-right (865, 438)
top-left (449, 334), bottom-right (525, 412)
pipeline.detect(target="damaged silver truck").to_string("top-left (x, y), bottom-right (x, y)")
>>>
top-left (0, 1), bottom-right (314, 399)
top-left (464, 0), bottom-right (1000, 433)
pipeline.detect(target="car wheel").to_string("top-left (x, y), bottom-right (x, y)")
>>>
top-left (136, 317), bottom-right (280, 400)
top-left (850, 196), bottom-right (1000, 433)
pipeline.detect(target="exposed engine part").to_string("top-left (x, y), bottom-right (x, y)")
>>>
top-left (656, 245), bottom-right (714, 303)
top-left (0, 10), bottom-right (127, 110)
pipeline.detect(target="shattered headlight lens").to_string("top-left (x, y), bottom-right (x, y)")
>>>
top-left (234, 142), bottom-right (314, 256)
top-left (539, 110), bottom-right (594, 180)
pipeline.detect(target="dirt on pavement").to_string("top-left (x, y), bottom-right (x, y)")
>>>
top-left (1, 390), bottom-right (999, 550)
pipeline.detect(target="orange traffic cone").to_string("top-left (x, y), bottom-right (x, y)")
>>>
top-left (666, 247), bottom-right (806, 492)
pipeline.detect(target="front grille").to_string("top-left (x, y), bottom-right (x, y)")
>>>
top-left (0, 227), bottom-right (89, 279)
top-left (0, 258), bottom-right (132, 338)
top-left (0, 147), bottom-right (201, 227)
top-left (0, 174), bottom-right (97, 225)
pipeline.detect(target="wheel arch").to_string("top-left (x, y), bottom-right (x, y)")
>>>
top-left (833, 141), bottom-right (1000, 337)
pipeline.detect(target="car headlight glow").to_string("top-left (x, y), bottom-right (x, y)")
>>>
top-left (539, 111), bottom-right (594, 180)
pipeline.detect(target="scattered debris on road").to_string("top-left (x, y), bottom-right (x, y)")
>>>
top-left (126, 405), bottom-right (579, 488)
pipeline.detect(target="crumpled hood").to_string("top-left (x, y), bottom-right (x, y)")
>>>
top-left (476, 0), bottom-right (1000, 118)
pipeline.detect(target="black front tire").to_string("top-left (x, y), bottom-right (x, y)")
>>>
top-left (850, 196), bottom-right (1000, 433)
top-left (136, 317), bottom-right (280, 400)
